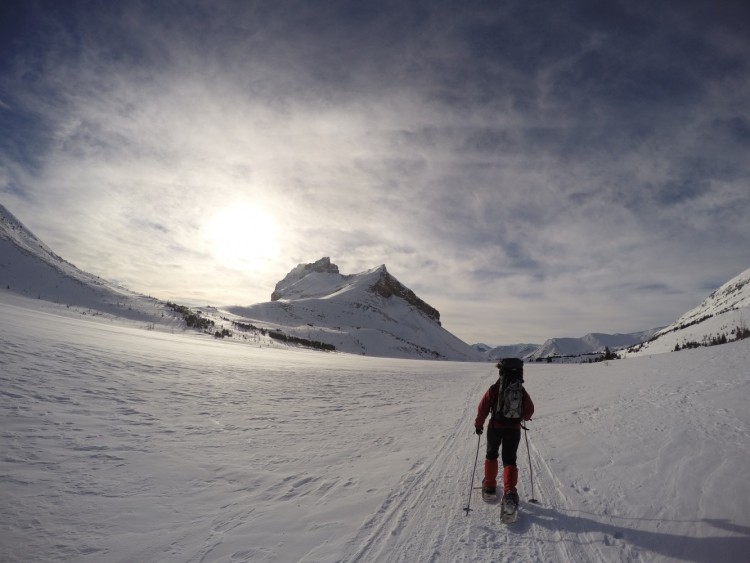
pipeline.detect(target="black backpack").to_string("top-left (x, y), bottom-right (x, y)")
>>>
top-left (492, 358), bottom-right (524, 422)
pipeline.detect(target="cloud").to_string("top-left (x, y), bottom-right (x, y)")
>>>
top-left (1, 0), bottom-right (749, 343)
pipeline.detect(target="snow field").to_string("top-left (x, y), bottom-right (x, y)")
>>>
top-left (2, 294), bottom-right (750, 562)
top-left (526, 354), bottom-right (750, 562)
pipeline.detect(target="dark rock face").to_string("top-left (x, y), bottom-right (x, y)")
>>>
top-left (370, 266), bottom-right (441, 325)
top-left (298, 257), bottom-right (340, 276)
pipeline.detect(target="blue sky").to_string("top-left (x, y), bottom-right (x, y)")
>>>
top-left (1, 0), bottom-right (749, 345)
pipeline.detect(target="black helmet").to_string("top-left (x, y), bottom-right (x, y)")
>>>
top-left (497, 358), bottom-right (524, 380)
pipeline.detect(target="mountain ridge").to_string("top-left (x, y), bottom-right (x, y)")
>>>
top-left (227, 257), bottom-right (477, 360)
top-left (2, 203), bottom-right (747, 361)
top-left (477, 268), bottom-right (750, 361)
top-left (0, 204), bottom-right (478, 359)
top-left (623, 266), bottom-right (750, 356)
top-left (271, 257), bottom-right (441, 323)
top-left (0, 204), bottom-right (177, 325)
top-left (474, 329), bottom-right (661, 362)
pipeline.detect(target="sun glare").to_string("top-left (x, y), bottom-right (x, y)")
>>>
top-left (206, 203), bottom-right (280, 272)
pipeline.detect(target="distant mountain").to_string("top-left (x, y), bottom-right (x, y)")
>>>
top-left (0, 204), bottom-right (176, 325)
top-left (0, 205), bottom-right (478, 359)
top-left (7, 201), bottom-right (745, 361)
top-left (474, 329), bottom-right (659, 362)
top-left (474, 266), bottom-right (750, 361)
top-left (472, 343), bottom-right (541, 361)
top-left (624, 267), bottom-right (750, 356)
top-left (227, 257), bottom-right (481, 361)
top-left (527, 330), bottom-right (661, 361)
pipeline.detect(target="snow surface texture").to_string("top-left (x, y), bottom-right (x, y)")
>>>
top-left (2, 292), bottom-right (750, 562)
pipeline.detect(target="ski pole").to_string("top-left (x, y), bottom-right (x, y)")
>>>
top-left (522, 423), bottom-right (539, 504)
top-left (463, 433), bottom-right (482, 515)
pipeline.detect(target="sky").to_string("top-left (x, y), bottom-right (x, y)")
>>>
top-left (1, 0), bottom-right (749, 345)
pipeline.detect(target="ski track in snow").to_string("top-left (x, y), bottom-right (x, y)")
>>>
top-left (342, 373), bottom-right (483, 563)
top-left (2, 295), bottom-right (750, 562)
top-left (339, 373), bottom-right (605, 563)
top-left (342, 371), bottom-right (542, 563)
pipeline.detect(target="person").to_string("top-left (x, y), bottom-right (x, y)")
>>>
top-left (474, 358), bottom-right (534, 510)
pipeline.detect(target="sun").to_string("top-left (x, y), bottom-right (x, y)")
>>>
top-left (206, 203), bottom-right (280, 271)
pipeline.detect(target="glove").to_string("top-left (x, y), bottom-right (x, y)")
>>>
top-left (475, 427), bottom-right (483, 435)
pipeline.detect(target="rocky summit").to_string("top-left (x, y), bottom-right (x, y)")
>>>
top-left (229, 258), bottom-right (479, 360)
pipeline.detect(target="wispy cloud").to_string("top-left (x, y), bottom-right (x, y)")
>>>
top-left (1, 0), bottom-right (749, 343)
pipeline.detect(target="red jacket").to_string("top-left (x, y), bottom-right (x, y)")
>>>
top-left (475, 380), bottom-right (534, 430)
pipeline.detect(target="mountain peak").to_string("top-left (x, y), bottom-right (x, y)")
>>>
top-left (226, 257), bottom-right (471, 359)
top-left (269, 257), bottom-right (441, 324)
top-left (271, 257), bottom-right (340, 301)
top-left (369, 266), bottom-right (440, 324)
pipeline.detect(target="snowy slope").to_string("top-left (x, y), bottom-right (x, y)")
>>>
top-left (0, 204), bottom-right (180, 327)
top-left (2, 292), bottom-right (749, 563)
top-left (674, 267), bottom-right (750, 323)
top-left (228, 258), bottom-right (480, 361)
top-left (625, 267), bottom-right (750, 357)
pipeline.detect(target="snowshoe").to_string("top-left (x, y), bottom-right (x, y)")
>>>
top-left (481, 486), bottom-right (497, 502)
top-left (503, 491), bottom-right (519, 512)
top-left (500, 491), bottom-right (519, 524)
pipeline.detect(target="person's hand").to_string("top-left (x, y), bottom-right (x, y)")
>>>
top-left (475, 427), bottom-right (483, 435)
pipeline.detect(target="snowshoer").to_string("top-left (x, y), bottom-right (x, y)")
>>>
top-left (474, 358), bottom-right (534, 511)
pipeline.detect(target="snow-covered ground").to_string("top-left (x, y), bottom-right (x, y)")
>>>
top-left (2, 292), bottom-right (749, 562)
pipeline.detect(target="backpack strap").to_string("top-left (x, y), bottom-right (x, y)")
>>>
top-left (491, 377), bottom-right (504, 418)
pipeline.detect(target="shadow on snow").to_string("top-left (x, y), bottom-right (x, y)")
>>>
top-left (520, 502), bottom-right (750, 563)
